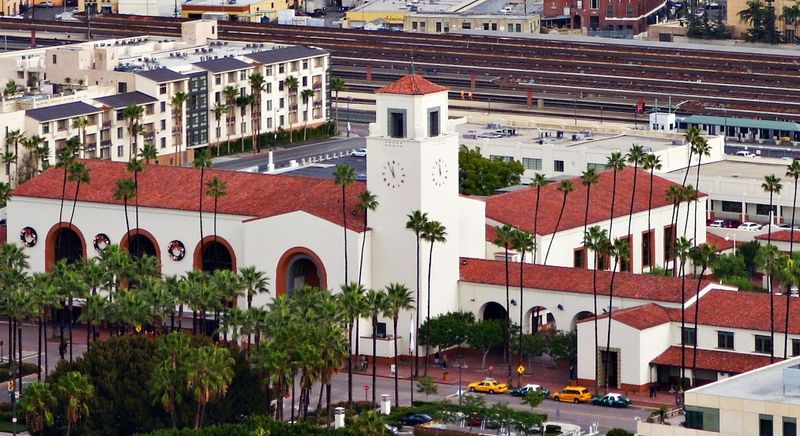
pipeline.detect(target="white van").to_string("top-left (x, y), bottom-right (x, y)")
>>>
top-left (735, 151), bottom-right (756, 158)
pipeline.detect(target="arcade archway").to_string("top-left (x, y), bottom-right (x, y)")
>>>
top-left (481, 301), bottom-right (508, 322)
top-left (571, 311), bottom-right (595, 331)
top-left (276, 247), bottom-right (327, 296)
top-left (45, 223), bottom-right (86, 271)
top-left (526, 306), bottom-right (557, 334)
top-left (120, 229), bottom-right (160, 260)
top-left (193, 236), bottom-right (236, 273)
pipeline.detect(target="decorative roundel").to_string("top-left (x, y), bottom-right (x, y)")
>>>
top-left (19, 227), bottom-right (37, 248)
top-left (168, 240), bottom-right (186, 262)
top-left (93, 233), bottom-right (111, 252)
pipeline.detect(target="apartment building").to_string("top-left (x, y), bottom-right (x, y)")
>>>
top-left (0, 19), bottom-right (330, 184)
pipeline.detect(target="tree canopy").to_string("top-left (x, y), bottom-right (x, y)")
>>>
top-left (458, 145), bottom-right (524, 195)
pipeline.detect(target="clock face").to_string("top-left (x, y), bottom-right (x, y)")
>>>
top-left (382, 160), bottom-right (406, 189)
top-left (432, 158), bottom-right (449, 187)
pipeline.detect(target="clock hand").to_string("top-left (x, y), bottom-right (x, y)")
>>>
top-left (390, 165), bottom-right (395, 178)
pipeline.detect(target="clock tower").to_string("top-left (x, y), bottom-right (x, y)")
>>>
top-left (367, 75), bottom-right (461, 324)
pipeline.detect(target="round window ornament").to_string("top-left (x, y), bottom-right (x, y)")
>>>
top-left (19, 227), bottom-right (37, 248)
top-left (93, 233), bottom-right (111, 252)
top-left (168, 240), bottom-right (186, 261)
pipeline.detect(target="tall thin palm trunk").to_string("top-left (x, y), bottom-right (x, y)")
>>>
top-left (592, 251), bottom-right (599, 387)
top-left (679, 262), bottom-right (687, 389)
top-left (414, 234), bottom-right (420, 377)
top-left (371, 314), bottom-right (377, 406)
top-left (691, 264), bottom-right (707, 383)
top-left (504, 243), bottom-right (511, 380)
top-left (37, 313), bottom-right (43, 381)
top-left (393, 315), bottom-right (400, 407)
top-left (544, 192), bottom-right (568, 265)
top-left (768, 189), bottom-right (776, 363)
top-left (647, 167), bottom-right (655, 232)
top-left (424, 239), bottom-right (434, 377)
top-left (604, 258), bottom-right (621, 392)
top-left (786, 177), bottom-right (799, 359)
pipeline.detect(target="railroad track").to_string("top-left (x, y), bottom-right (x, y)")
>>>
top-left (1, 15), bottom-right (798, 121)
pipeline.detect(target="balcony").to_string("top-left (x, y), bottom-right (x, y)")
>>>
top-left (100, 140), bottom-right (112, 148)
top-left (84, 143), bottom-right (97, 152)
top-left (102, 120), bottom-right (112, 129)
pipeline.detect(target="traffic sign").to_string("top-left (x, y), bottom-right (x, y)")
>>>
top-left (135, 324), bottom-right (142, 333)
top-left (516, 365), bottom-right (525, 375)
top-left (364, 384), bottom-right (369, 392)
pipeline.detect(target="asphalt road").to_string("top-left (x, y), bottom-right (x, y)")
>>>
top-left (211, 130), bottom-right (367, 172)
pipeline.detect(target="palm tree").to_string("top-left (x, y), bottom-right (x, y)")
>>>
top-left (72, 116), bottom-right (89, 159)
top-left (674, 236), bottom-right (693, 389)
top-left (334, 164), bottom-right (356, 283)
top-left (22, 134), bottom-right (44, 178)
top-left (139, 142), bottom-right (157, 164)
top-left (782, 4), bottom-right (800, 41)
top-left (511, 230), bottom-right (534, 384)
top-left (665, 185), bottom-right (685, 273)
top-left (691, 136), bottom-right (711, 243)
top-left (235, 94), bottom-right (253, 152)
top-left (210, 102), bottom-right (228, 156)
top-left (31, 273), bottom-right (57, 381)
top-left (330, 76), bottom-right (347, 130)
top-left (383, 283), bottom-right (413, 407)
top-left (223, 85), bottom-right (239, 155)
top-left (356, 190), bottom-right (379, 286)
top-left (493, 223), bottom-right (516, 374)
top-left (689, 243), bottom-right (718, 383)
top-left (5, 129), bottom-right (23, 185)
top-left (420, 220), bottom-right (446, 377)
top-left (338, 282), bottom-right (366, 406)
top-left (248, 72), bottom-right (266, 153)
top-left (301, 88), bottom-right (316, 141)
top-left (580, 168), bottom-right (600, 252)
top-left (20, 382), bottom-right (56, 436)
top-left (2, 152), bottom-right (15, 185)
top-left (642, 153), bottom-right (663, 233)
top-left (785, 160), bottom-right (800, 358)
top-left (126, 157), bottom-right (144, 241)
top-left (603, 237), bottom-right (630, 392)
top-left (405, 210), bottom-right (429, 377)
top-left (682, 126), bottom-right (701, 189)
top-left (194, 149), bottom-right (213, 267)
top-left (531, 173), bottom-right (549, 263)
top-left (151, 331), bottom-right (192, 428)
top-left (7, 289), bottom-right (36, 391)
top-left (544, 179), bottom-right (576, 265)
top-left (170, 91), bottom-right (188, 166)
top-left (606, 152), bottom-right (627, 240)
top-left (79, 294), bottom-right (107, 350)
top-left (66, 161), bottom-right (90, 232)
top-left (285, 75), bottom-right (299, 143)
top-left (364, 288), bottom-right (387, 406)
top-left (682, 185), bottom-right (699, 238)
top-left (206, 176), bottom-right (228, 244)
top-left (625, 145), bottom-right (647, 265)
top-left (584, 225), bottom-right (609, 387)
top-left (186, 346), bottom-right (234, 428)
top-left (54, 371), bottom-right (94, 436)
top-left (760, 181), bottom-right (781, 364)
top-left (123, 104), bottom-right (144, 159)
top-left (56, 139), bottom-right (78, 228)
top-left (113, 178), bottom-right (137, 244)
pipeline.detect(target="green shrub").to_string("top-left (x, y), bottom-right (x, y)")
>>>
top-left (606, 428), bottom-right (633, 436)
top-left (141, 415), bottom-right (350, 435)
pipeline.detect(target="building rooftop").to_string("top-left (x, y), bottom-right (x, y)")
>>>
top-left (246, 46), bottom-right (330, 64)
top-left (683, 115), bottom-right (800, 133)
top-left (651, 346), bottom-right (776, 375)
top-left (667, 159), bottom-right (792, 180)
top-left (484, 167), bottom-right (695, 236)
top-left (689, 355), bottom-right (800, 405)
top-left (136, 68), bottom-right (187, 83)
top-left (25, 101), bottom-right (102, 122)
top-left (192, 56), bottom-right (252, 73)
top-left (13, 160), bottom-right (367, 232)
top-left (352, 0), bottom-right (463, 14)
top-left (459, 257), bottom-right (720, 304)
top-left (756, 230), bottom-right (800, 242)
top-left (182, 0), bottom-right (266, 6)
top-left (376, 74), bottom-right (448, 95)
top-left (95, 91), bottom-right (158, 109)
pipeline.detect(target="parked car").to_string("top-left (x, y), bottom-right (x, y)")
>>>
top-left (511, 384), bottom-right (550, 397)
top-left (552, 386), bottom-right (592, 403)
top-left (398, 413), bottom-right (432, 426)
top-left (734, 150), bottom-right (757, 158)
top-left (591, 393), bottom-right (632, 407)
top-left (708, 219), bottom-right (726, 228)
top-left (779, 223), bottom-right (800, 230)
top-left (351, 148), bottom-right (367, 158)
top-left (467, 378), bottom-right (509, 394)
top-left (738, 222), bottom-right (762, 231)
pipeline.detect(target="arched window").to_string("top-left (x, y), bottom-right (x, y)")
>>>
top-left (202, 241), bottom-right (233, 272)
top-left (128, 234), bottom-right (157, 259)
top-left (54, 228), bottom-right (83, 264)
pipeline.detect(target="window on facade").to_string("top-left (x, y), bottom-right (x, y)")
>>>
top-left (793, 339), bottom-right (800, 356)
top-left (718, 331), bottom-right (734, 349)
top-left (573, 248), bottom-right (587, 268)
top-left (755, 335), bottom-right (773, 354)
top-left (41, 123), bottom-right (49, 134)
top-left (302, 59), bottom-right (308, 69)
top-left (265, 66), bottom-right (272, 76)
top-left (685, 406), bottom-right (720, 432)
top-left (642, 231), bottom-right (653, 267)
top-left (160, 101), bottom-right (166, 113)
top-left (590, 0), bottom-right (598, 8)
top-left (160, 119), bottom-right (166, 130)
top-left (523, 158), bottom-right (542, 171)
top-left (663, 225), bottom-right (674, 261)
top-left (428, 110), bottom-right (440, 137)
top-left (160, 137), bottom-right (166, 149)
top-left (619, 237), bottom-right (631, 272)
top-left (597, 253), bottom-right (609, 270)
top-left (279, 64), bottom-right (285, 74)
top-left (626, 5), bottom-right (634, 17)
top-left (159, 84), bottom-right (167, 94)
top-left (516, 23), bottom-right (522, 32)
top-left (462, 22), bottom-right (471, 29)
top-left (554, 160), bottom-right (565, 172)
top-left (483, 23), bottom-right (490, 30)
top-left (682, 327), bottom-right (696, 346)
top-left (491, 23), bottom-right (497, 30)
top-left (587, 163), bottom-right (607, 171)
top-left (117, 145), bottom-right (123, 157)
top-left (389, 111), bottom-right (405, 138)
top-left (240, 122), bottom-right (246, 134)
top-left (606, 3), bottom-right (614, 16)
top-left (784, 417), bottom-right (797, 436)
top-left (279, 98), bottom-right (285, 109)
top-left (116, 110), bottom-right (124, 121)
top-left (420, 22), bottom-right (426, 30)
top-left (278, 81), bottom-right (284, 91)
top-left (412, 21), bottom-right (418, 30)
top-left (435, 22), bottom-right (442, 32)
top-left (720, 200), bottom-right (742, 213)
top-left (491, 155), bottom-right (513, 162)
top-left (760, 414), bottom-right (774, 436)
top-left (117, 127), bottom-right (123, 139)
top-left (757, 204), bottom-right (777, 216)
top-left (240, 71), bottom-right (246, 80)
top-left (266, 83), bottom-right (272, 93)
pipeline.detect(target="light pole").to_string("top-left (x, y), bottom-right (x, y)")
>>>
top-left (724, 232), bottom-right (736, 256)
top-left (574, 98), bottom-right (578, 126)
top-left (346, 96), bottom-right (352, 137)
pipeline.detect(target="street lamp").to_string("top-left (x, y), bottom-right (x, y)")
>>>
top-left (346, 96), bottom-right (352, 137)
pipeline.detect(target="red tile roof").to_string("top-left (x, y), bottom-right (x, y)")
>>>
top-left (459, 257), bottom-right (716, 304)
top-left (485, 167), bottom-right (700, 236)
top-left (705, 232), bottom-right (735, 252)
top-left (375, 74), bottom-right (449, 95)
top-left (685, 289), bottom-right (800, 334)
top-left (651, 346), bottom-right (775, 374)
top-left (583, 303), bottom-right (680, 330)
top-left (755, 230), bottom-right (800, 243)
top-left (12, 160), bottom-right (366, 232)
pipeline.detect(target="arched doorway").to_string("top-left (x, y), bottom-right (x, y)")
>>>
top-left (45, 223), bottom-right (86, 271)
top-left (120, 229), bottom-right (160, 261)
top-left (276, 247), bottom-right (328, 297)
top-left (482, 302), bottom-right (507, 322)
top-left (571, 311), bottom-right (594, 331)
top-left (193, 236), bottom-right (236, 273)
top-left (526, 306), bottom-right (557, 334)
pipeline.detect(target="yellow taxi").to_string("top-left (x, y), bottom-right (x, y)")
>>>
top-left (467, 378), bottom-right (509, 394)
top-left (552, 386), bottom-right (592, 403)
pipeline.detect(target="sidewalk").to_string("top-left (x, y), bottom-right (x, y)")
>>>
top-left (361, 351), bottom-right (675, 409)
